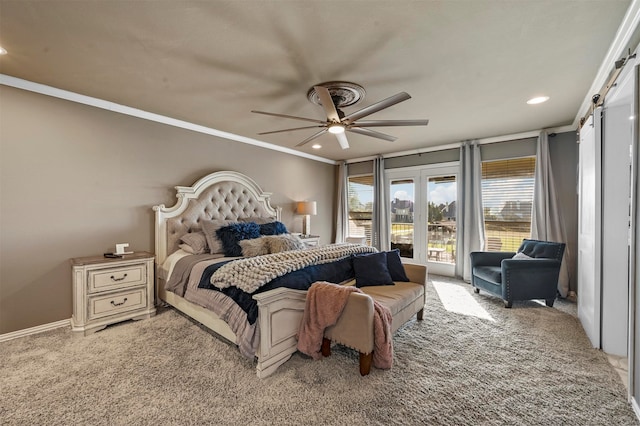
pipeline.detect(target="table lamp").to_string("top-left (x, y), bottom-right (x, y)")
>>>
top-left (296, 201), bottom-right (317, 236)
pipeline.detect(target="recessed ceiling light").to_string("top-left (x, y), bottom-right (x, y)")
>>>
top-left (0, 46), bottom-right (7, 55)
top-left (527, 96), bottom-right (549, 105)
top-left (312, 144), bottom-right (322, 149)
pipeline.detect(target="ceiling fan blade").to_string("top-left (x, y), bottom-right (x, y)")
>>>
top-left (342, 92), bottom-right (411, 123)
top-left (295, 129), bottom-right (328, 147)
top-left (352, 119), bottom-right (429, 127)
top-left (335, 132), bottom-right (350, 149)
top-left (258, 125), bottom-right (324, 135)
top-left (252, 110), bottom-right (326, 124)
top-left (314, 86), bottom-right (341, 122)
top-left (348, 127), bottom-right (397, 142)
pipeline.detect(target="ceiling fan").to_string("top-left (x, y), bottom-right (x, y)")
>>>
top-left (251, 81), bottom-right (429, 150)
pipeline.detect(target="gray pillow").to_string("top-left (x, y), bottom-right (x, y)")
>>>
top-left (239, 217), bottom-right (275, 225)
top-left (201, 219), bottom-right (234, 254)
top-left (179, 231), bottom-right (208, 254)
top-left (265, 234), bottom-right (305, 253)
top-left (239, 237), bottom-right (270, 257)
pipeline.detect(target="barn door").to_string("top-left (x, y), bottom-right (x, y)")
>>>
top-left (577, 110), bottom-right (602, 348)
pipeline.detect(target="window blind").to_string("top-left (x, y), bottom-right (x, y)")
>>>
top-left (481, 157), bottom-right (536, 251)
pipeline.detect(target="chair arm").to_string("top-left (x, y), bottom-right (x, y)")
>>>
top-left (501, 259), bottom-right (562, 294)
top-left (324, 292), bottom-right (375, 354)
top-left (470, 251), bottom-right (516, 267)
top-left (402, 262), bottom-right (427, 285)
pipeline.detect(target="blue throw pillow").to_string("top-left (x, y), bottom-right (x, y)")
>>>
top-left (386, 249), bottom-right (410, 281)
top-left (352, 251), bottom-right (394, 287)
top-left (216, 222), bottom-right (261, 257)
top-left (259, 221), bottom-right (288, 236)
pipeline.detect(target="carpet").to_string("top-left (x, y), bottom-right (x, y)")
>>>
top-left (1, 275), bottom-right (637, 425)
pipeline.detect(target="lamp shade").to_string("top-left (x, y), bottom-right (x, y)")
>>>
top-left (297, 201), bottom-right (317, 215)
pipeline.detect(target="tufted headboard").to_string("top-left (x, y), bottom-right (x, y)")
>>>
top-left (153, 171), bottom-right (281, 265)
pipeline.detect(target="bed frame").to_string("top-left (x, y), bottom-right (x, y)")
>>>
top-left (153, 170), bottom-right (309, 378)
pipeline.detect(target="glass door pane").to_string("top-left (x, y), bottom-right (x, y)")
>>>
top-left (427, 175), bottom-right (456, 264)
top-left (390, 179), bottom-right (415, 259)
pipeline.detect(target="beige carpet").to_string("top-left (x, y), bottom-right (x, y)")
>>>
top-left (1, 275), bottom-right (637, 425)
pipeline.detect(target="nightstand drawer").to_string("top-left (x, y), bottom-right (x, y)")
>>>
top-left (88, 264), bottom-right (147, 293)
top-left (88, 288), bottom-right (147, 320)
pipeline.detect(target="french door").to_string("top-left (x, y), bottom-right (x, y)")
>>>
top-left (386, 163), bottom-right (458, 276)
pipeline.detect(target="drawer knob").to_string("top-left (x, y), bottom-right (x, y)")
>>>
top-left (110, 298), bottom-right (128, 307)
top-left (110, 273), bottom-right (128, 282)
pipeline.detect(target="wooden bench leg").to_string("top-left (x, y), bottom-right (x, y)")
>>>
top-left (417, 308), bottom-right (424, 321)
top-left (359, 352), bottom-right (373, 376)
top-left (321, 337), bottom-right (331, 357)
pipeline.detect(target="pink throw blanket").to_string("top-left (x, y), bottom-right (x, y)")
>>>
top-left (297, 281), bottom-right (393, 369)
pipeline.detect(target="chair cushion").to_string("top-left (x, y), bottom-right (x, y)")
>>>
top-left (518, 239), bottom-right (564, 260)
top-left (359, 282), bottom-right (424, 316)
top-left (473, 266), bottom-right (502, 284)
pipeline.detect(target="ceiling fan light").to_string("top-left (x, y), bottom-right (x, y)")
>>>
top-left (328, 124), bottom-right (345, 134)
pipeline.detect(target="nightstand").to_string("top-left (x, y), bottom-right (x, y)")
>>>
top-left (70, 251), bottom-right (156, 335)
top-left (300, 235), bottom-right (320, 247)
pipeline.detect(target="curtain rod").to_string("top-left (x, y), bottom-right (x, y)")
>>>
top-left (345, 125), bottom-right (574, 164)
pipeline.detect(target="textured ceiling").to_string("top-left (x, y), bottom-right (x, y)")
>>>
top-left (0, 0), bottom-right (632, 161)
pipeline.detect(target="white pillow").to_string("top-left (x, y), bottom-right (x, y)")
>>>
top-left (512, 252), bottom-right (533, 260)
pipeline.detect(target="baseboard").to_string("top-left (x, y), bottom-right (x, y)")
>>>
top-left (0, 319), bottom-right (70, 343)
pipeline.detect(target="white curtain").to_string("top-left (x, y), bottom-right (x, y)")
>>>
top-left (372, 156), bottom-right (390, 251)
top-left (456, 140), bottom-right (486, 281)
top-left (335, 161), bottom-right (349, 243)
top-left (531, 130), bottom-right (571, 297)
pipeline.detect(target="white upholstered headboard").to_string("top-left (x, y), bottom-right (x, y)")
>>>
top-left (152, 171), bottom-right (281, 265)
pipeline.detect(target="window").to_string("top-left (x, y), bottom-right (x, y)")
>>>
top-left (481, 157), bottom-right (536, 252)
top-left (348, 174), bottom-right (373, 245)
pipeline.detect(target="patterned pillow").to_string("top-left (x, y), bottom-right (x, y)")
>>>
top-left (179, 231), bottom-right (208, 255)
top-left (265, 234), bottom-right (305, 253)
top-left (216, 222), bottom-right (261, 257)
top-left (239, 237), bottom-right (270, 257)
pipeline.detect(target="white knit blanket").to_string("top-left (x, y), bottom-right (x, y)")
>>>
top-left (210, 243), bottom-right (377, 293)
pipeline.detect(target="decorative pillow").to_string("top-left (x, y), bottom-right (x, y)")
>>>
top-left (386, 249), bottom-right (410, 281)
top-left (201, 219), bottom-right (234, 254)
top-left (239, 237), bottom-right (270, 257)
top-left (512, 252), bottom-right (533, 260)
top-left (239, 217), bottom-right (275, 225)
top-left (179, 231), bottom-right (208, 255)
top-left (352, 252), bottom-right (394, 287)
top-left (259, 221), bottom-right (288, 236)
top-left (179, 243), bottom-right (196, 254)
top-left (265, 234), bottom-right (305, 253)
top-left (216, 222), bottom-right (261, 257)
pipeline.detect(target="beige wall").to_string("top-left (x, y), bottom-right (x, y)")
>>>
top-left (0, 86), bottom-right (336, 334)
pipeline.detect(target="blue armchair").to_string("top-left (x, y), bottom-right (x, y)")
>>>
top-left (470, 239), bottom-right (566, 308)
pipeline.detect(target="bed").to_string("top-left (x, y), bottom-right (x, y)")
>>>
top-left (153, 170), bottom-right (371, 378)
